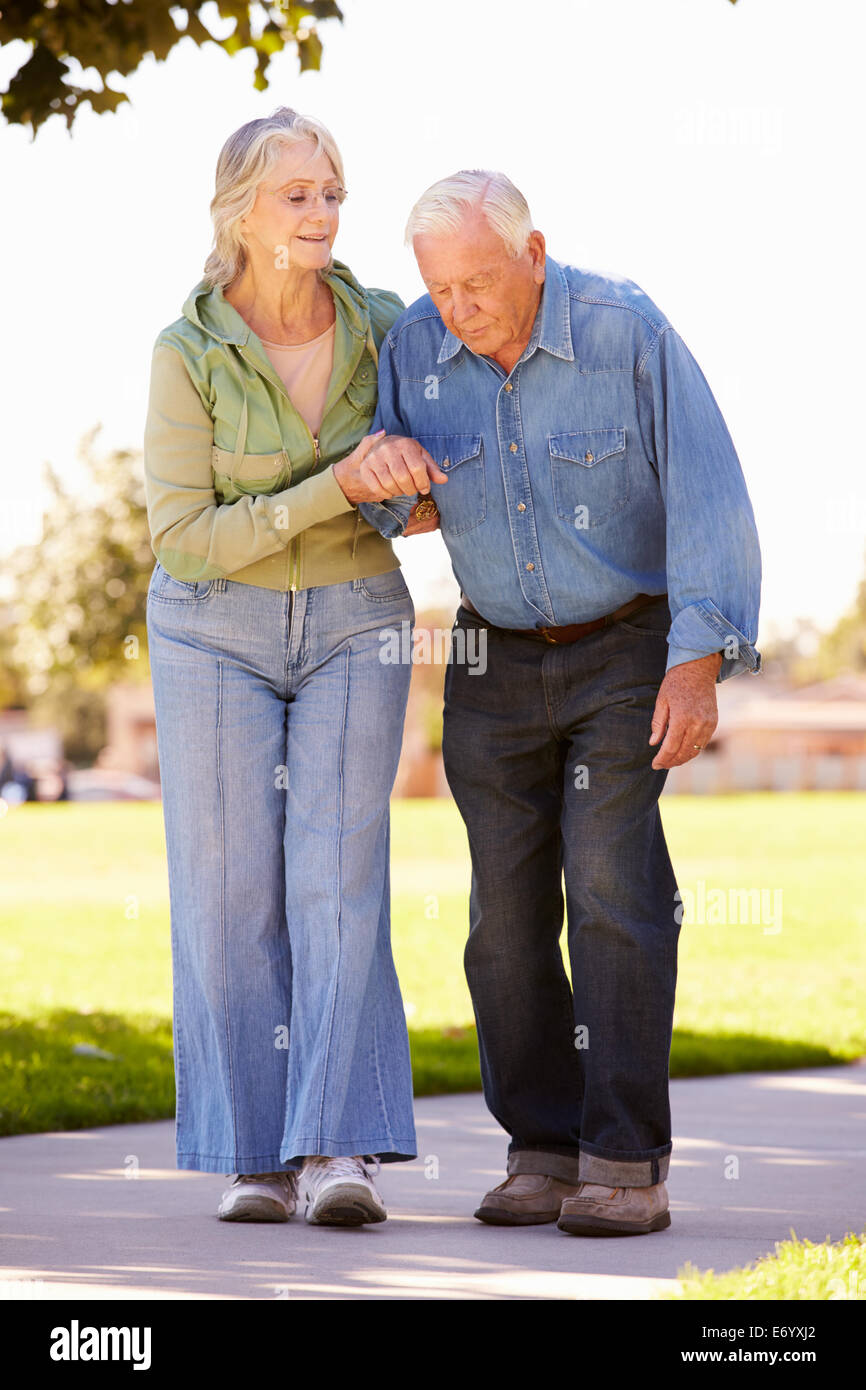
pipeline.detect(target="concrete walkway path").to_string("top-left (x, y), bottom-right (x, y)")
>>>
top-left (2, 1062), bottom-right (864, 1301)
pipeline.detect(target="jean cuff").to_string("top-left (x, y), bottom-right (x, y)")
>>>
top-left (507, 1149), bottom-right (583, 1184)
top-left (578, 1147), bottom-right (671, 1187)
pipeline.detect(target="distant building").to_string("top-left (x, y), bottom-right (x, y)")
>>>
top-left (10, 660), bottom-right (866, 800)
top-left (100, 681), bottom-right (160, 782)
top-left (0, 707), bottom-right (63, 765)
top-left (664, 673), bottom-right (866, 793)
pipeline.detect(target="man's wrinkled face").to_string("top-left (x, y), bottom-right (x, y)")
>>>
top-left (413, 211), bottom-right (546, 364)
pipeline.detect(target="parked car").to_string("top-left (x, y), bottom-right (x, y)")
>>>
top-left (65, 768), bottom-right (161, 802)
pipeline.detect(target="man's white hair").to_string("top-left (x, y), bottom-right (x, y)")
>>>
top-left (404, 170), bottom-right (534, 257)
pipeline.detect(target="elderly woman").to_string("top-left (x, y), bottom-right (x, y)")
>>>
top-left (143, 107), bottom-right (443, 1226)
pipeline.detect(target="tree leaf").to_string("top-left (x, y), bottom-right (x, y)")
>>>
top-left (0, 2), bottom-right (344, 135)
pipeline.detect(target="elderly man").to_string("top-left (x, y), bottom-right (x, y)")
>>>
top-left (361, 171), bottom-right (761, 1236)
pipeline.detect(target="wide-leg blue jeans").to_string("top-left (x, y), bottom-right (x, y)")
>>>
top-left (145, 560), bottom-right (417, 1174)
top-left (442, 596), bottom-right (681, 1189)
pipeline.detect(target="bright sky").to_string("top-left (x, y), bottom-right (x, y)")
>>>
top-left (2, 0), bottom-right (863, 641)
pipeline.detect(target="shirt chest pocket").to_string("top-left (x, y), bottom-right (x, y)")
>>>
top-left (344, 363), bottom-right (378, 418)
top-left (548, 427), bottom-right (629, 528)
top-left (212, 446), bottom-right (291, 498)
top-left (417, 433), bottom-right (486, 536)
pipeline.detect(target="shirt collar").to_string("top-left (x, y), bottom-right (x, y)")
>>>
top-left (436, 255), bottom-right (574, 365)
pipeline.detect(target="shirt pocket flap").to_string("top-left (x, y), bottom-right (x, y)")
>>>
top-left (344, 373), bottom-right (377, 417)
top-left (212, 446), bottom-right (291, 485)
top-left (548, 428), bottom-right (626, 467)
top-left (416, 433), bottom-right (483, 471)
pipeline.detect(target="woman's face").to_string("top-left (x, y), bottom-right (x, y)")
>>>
top-left (240, 139), bottom-right (342, 273)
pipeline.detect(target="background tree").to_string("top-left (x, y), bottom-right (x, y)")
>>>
top-left (6, 427), bottom-right (154, 762)
top-left (759, 618), bottom-right (826, 688)
top-left (1, 1), bottom-right (343, 136)
top-left (809, 558), bottom-right (866, 680)
top-left (2, 2), bottom-right (744, 137)
top-left (761, 552), bottom-right (866, 687)
top-left (0, 609), bottom-right (29, 709)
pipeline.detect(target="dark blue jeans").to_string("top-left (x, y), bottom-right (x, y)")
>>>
top-left (442, 596), bottom-right (680, 1188)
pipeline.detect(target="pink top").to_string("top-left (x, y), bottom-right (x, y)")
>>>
top-left (259, 320), bottom-right (336, 438)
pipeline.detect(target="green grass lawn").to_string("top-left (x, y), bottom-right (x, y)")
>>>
top-left (661, 1228), bottom-right (866, 1301)
top-left (0, 793), bottom-right (864, 1137)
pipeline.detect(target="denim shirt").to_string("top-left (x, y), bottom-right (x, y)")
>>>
top-left (360, 255), bottom-right (761, 681)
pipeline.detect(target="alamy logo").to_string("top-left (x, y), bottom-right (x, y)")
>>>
top-left (379, 620), bottom-right (487, 674)
top-left (674, 881), bottom-right (783, 935)
top-left (49, 1320), bottom-right (152, 1370)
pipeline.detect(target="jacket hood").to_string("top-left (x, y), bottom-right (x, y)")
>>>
top-left (177, 261), bottom-right (381, 531)
top-left (181, 259), bottom-right (372, 345)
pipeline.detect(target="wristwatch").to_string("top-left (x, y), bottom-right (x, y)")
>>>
top-left (414, 498), bottom-right (439, 520)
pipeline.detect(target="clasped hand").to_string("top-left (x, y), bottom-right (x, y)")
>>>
top-left (333, 430), bottom-right (448, 505)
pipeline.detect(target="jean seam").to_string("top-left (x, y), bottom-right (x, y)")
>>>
top-left (214, 657), bottom-right (239, 1167)
top-left (370, 822), bottom-right (396, 1146)
top-left (314, 644), bottom-right (350, 1151)
top-left (172, 932), bottom-right (186, 1154)
top-left (178, 1151), bottom-right (289, 1161)
top-left (370, 955), bottom-right (394, 1145)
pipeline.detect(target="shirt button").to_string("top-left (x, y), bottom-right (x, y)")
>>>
top-left (517, 502), bottom-right (526, 512)
top-left (526, 562), bottom-right (535, 571)
top-left (509, 442), bottom-right (518, 453)
top-left (504, 383), bottom-right (513, 393)
top-left (442, 457), bottom-right (450, 467)
top-left (584, 451), bottom-right (594, 462)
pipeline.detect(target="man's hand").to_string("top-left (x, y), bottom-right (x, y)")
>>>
top-left (648, 652), bottom-right (722, 769)
top-left (333, 430), bottom-right (448, 505)
top-left (402, 499), bottom-right (442, 537)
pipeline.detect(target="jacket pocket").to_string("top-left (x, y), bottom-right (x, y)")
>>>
top-left (212, 446), bottom-right (291, 496)
top-left (344, 370), bottom-right (378, 418)
top-left (417, 433), bottom-right (485, 536)
top-left (549, 427), bottom-right (629, 528)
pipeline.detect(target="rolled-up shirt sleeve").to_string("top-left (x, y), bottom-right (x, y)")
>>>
top-left (636, 325), bottom-right (762, 682)
top-left (358, 330), bottom-right (418, 539)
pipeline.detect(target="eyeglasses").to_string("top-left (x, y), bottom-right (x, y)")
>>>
top-left (267, 186), bottom-right (348, 210)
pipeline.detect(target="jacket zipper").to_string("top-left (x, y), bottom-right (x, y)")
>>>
top-left (290, 435), bottom-right (318, 590)
top-left (238, 343), bottom-right (325, 593)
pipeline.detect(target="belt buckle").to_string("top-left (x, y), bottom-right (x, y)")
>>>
top-left (540, 627), bottom-right (559, 644)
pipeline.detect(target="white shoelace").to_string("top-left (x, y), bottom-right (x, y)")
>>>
top-left (228, 1171), bottom-right (297, 1188)
top-left (304, 1155), bottom-right (380, 1182)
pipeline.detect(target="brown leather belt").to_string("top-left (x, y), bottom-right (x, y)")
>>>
top-left (458, 591), bottom-right (667, 644)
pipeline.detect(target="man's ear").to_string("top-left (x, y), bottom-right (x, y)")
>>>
top-left (528, 229), bottom-right (546, 281)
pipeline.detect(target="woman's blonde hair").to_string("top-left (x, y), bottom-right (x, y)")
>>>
top-left (202, 106), bottom-right (346, 290)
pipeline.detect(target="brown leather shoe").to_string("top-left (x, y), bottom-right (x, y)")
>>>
top-left (557, 1181), bottom-right (670, 1236)
top-left (474, 1172), bottom-right (583, 1226)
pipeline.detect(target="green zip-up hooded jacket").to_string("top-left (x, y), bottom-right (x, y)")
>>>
top-left (143, 260), bottom-right (405, 590)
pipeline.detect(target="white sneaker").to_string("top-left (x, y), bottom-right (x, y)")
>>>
top-left (217, 1170), bottom-right (298, 1222)
top-left (299, 1155), bottom-right (387, 1226)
